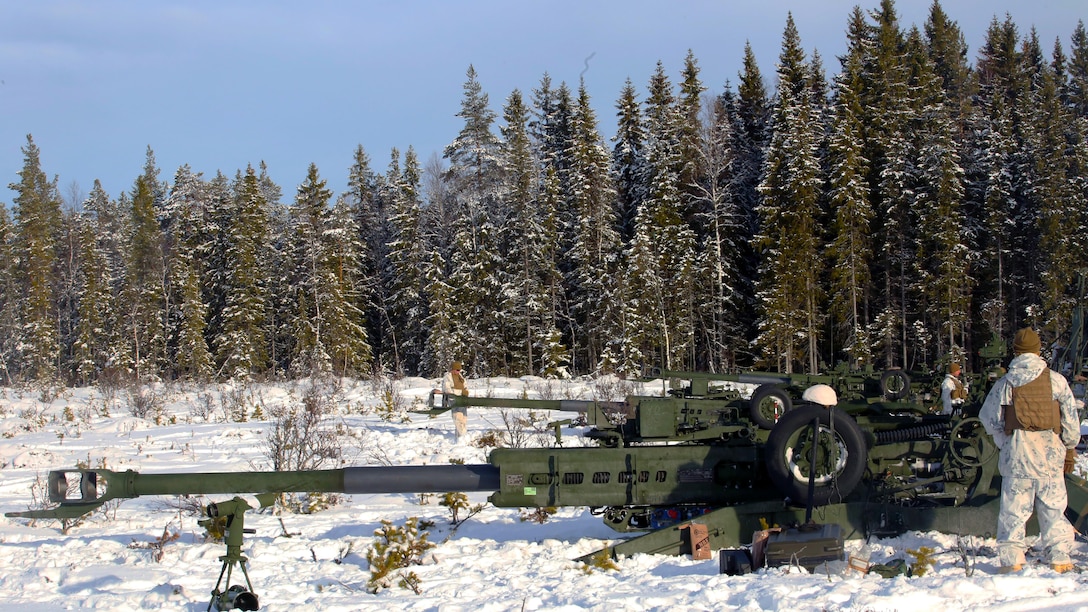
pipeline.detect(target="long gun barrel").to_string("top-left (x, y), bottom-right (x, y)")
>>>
top-left (8, 464), bottom-right (501, 520)
top-left (422, 389), bottom-right (603, 415)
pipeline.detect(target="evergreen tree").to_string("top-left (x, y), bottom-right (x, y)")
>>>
top-left (287, 164), bottom-right (370, 377)
top-left (0, 204), bottom-right (17, 384)
top-left (73, 182), bottom-right (121, 384)
top-left (924, 0), bottom-right (973, 112)
top-left (827, 47), bottom-right (874, 369)
top-left (9, 135), bottom-right (63, 383)
top-left (216, 166), bottom-right (273, 379)
top-left (905, 27), bottom-right (971, 364)
top-left (440, 65), bottom-right (506, 373)
top-left (345, 145), bottom-right (385, 369)
top-left (1069, 20), bottom-right (1088, 117)
top-left (567, 82), bottom-right (623, 374)
top-left (755, 15), bottom-right (824, 373)
top-left (162, 165), bottom-right (214, 381)
top-left (326, 193), bottom-right (372, 376)
top-left (730, 43), bottom-right (771, 349)
top-left (611, 78), bottom-right (648, 246)
top-left (385, 147), bottom-right (430, 375)
top-left (628, 62), bottom-right (699, 371)
top-left (1026, 56), bottom-right (1082, 334)
top-left (499, 88), bottom-right (568, 375)
top-left (676, 50), bottom-right (706, 217)
top-left (121, 176), bottom-right (168, 380)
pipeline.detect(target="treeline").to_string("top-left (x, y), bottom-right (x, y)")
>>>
top-left (2, 0), bottom-right (1088, 386)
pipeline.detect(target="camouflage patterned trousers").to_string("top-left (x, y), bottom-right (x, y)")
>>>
top-left (452, 406), bottom-right (468, 439)
top-left (997, 475), bottom-right (1075, 567)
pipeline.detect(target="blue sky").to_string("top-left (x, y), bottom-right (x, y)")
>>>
top-left (1, 1), bottom-right (1084, 207)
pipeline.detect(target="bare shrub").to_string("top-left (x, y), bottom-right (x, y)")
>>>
top-left (191, 391), bottom-right (217, 422)
top-left (262, 382), bottom-right (348, 513)
top-left (531, 379), bottom-right (559, 401)
top-left (497, 409), bottom-right (555, 448)
top-left (591, 375), bottom-right (637, 402)
top-left (126, 384), bottom-right (164, 420)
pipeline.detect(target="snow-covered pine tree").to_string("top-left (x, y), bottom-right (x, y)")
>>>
top-left (826, 45), bottom-right (874, 370)
top-left (385, 147), bottom-right (430, 376)
top-left (531, 76), bottom-right (579, 370)
top-left (905, 27), bottom-right (970, 364)
top-left (1069, 21), bottom-right (1088, 118)
top-left (325, 193), bottom-right (372, 376)
top-left (121, 175), bottom-right (168, 381)
top-left (345, 145), bottom-right (386, 371)
top-left (859, 1), bottom-right (915, 369)
top-left (72, 183), bottom-right (121, 384)
top-left (8, 135), bottom-right (62, 384)
top-left (1025, 53), bottom-right (1082, 334)
top-left (440, 65), bottom-right (506, 374)
top-left (627, 62), bottom-right (698, 372)
top-left (216, 166), bottom-right (273, 379)
top-left (567, 82), bottom-right (622, 374)
top-left (0, 204), bottom-right (18, 384)
top-left (286, 164), bottom-right (370, 378)
top-left (611, 78), bottom-right (648, 248)
top-left (499, 88), bottom-right (568, 376)
top-left (755, 14), bottom-right (824, 374)
top-left (161, 165), bottom-right (213, 382)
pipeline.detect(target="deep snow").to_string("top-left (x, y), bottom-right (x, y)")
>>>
top-left (2, 376), bottom-right (1088, 611)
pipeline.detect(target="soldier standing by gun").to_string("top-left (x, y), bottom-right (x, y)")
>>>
top-left (442, 360), bottom-right (470, 441)
top-left (979, 327), bottom-right (1080, 574)
top-left (940, 362), bottom-right (967, 415)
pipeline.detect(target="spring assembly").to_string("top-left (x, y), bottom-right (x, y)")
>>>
top-left (874, 422), bottom-right (951, 444)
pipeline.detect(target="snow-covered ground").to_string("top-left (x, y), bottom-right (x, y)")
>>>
top-left (3, 376), bottom-right (1088, 611)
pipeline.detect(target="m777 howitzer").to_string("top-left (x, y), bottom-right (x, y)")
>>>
top-left (10, 375), bottom-right (1088, 609)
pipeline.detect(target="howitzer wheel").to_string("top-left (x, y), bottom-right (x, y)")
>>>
top-left (880, 369), bottom-right (911, 400)
top-left (948, 417), bottom-right (997, 468)
top-left (750, 384), bottom-right (793, 429)
top-left (765, 405), bottom-right (866, 506)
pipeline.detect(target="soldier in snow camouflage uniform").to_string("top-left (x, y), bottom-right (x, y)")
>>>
top-left (979, 327), bottom-right (1080, 574)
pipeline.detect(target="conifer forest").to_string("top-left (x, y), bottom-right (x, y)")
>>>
top-left (3, 0), bottom-right (1088, 386)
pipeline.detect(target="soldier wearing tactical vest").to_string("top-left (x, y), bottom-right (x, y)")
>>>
top-left (940, 362), bottom-right (968, 415)
top-left (979, 327), bottom-right (1079, 574)
top-left (441, 360), bottom-right (470, 441)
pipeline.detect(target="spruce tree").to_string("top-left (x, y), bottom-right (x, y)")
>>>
top-left (0, 204), bottom-right (17, 384)
top-left (385, 147), bottom-right (430, 375)
top-left (567, 82), bottom-right (623, 373)
top-left (9, 135), bottom-right (63, 383)
top-left (163, 165), bottom-right (213, 381)
top-left (216, 166), bottom-right (272, 379)
top-left (73, 183), bottom-right (120, 384)
top-left (121, 176), bottom-right (168, 380)
top-left (611, 78), bottom-right (648, 247)
top-left (440, 65), bottom-right (506, 373)
top-left (1069, 21), bottom-right (1088, 117)
top-left (755, 15), bottom-right (824, 373)
top-left (287, 164), bottom-right (370, 377)
top-left (628, 62), bottom-right (698, 371)
top-left (827, 48), bottom-right (874, 369)
top-left (906, 27), bottom-right (970, 364)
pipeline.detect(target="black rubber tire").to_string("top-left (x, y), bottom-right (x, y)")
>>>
top-left (880, 369), bottom-right (911, 400)
top-left (764, 405), bottom-right (867, 506)
top-left (749, 384), bottom-right (793, 429)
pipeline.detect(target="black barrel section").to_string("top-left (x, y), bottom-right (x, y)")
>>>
top-left (343, 464), bottom-right (501, 494)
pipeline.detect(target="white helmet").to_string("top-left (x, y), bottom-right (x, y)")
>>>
top-left (802, 384), bottom-right (838, 407)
